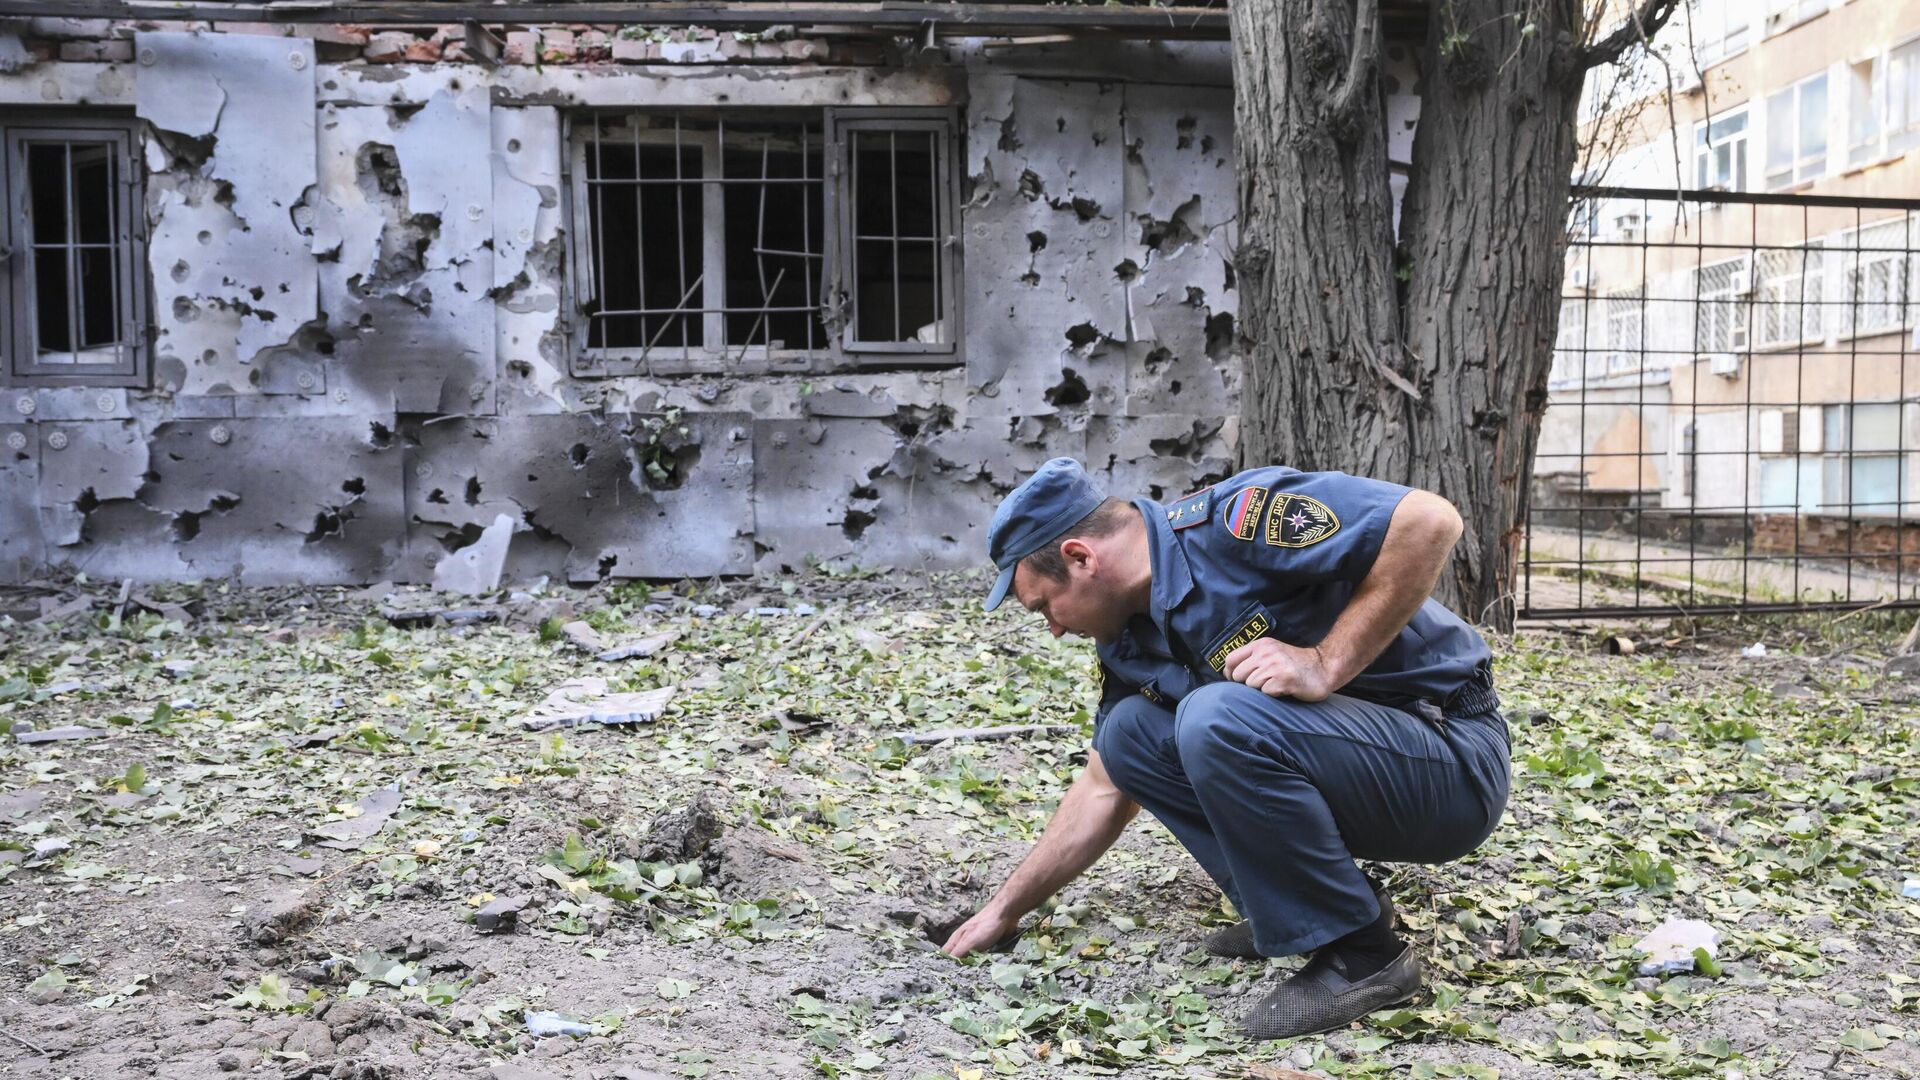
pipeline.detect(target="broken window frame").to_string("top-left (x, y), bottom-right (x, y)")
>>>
top-left (562, 106), bottom-right (960, 377)
top-left (0, 112), bottom-right (147, 389)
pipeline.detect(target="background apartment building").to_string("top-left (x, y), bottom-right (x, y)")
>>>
top-left (1533, 0), bottom-right (1920, 605)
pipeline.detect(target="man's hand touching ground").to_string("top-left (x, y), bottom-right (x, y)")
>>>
top-left (1222, 637), bottom-right (1337, 701)
top-left (940, 906), bottom-right (1019, 958)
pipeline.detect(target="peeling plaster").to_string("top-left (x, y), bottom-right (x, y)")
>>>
top-left (137, 32), bottom-right (318, 378)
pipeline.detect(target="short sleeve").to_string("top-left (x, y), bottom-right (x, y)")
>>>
top-left (1218, 468), bottom-right (1412, 584)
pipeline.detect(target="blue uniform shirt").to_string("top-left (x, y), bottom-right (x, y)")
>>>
top-left (1095, 466), bottom-right (1493, 724)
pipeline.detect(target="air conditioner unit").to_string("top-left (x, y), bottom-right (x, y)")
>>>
top-left (1676, 67), bottom-right (1703, 94)
top-left (1729, 265), bottom-right (1753, 296)
top-left (1702, 352), bottom-right (1740, 377)
top-left (1613, 211), bottom-right (1644, 241)
top-left (1568, 266), bottom-right (1592, 290)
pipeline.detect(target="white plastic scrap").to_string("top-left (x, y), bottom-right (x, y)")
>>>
top-left (524, 1011), bottom-right (593, 1037)
top-left (1633, 917), bottom-right (1722, 976)
top-left (1903, 878), bottom-right (1920, 899)
top-left (1741, 642), bottom-right (1768, 658)
top-left (520, 678), bottom-right (676, 731)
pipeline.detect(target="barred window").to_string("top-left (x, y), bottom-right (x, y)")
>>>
top-left (1755, 242), bottom-right (1825, 348)
top-left (1840, 218), bottom-right (1916, 340)
top-left (1692, 256), bottom-right (1751, 354)
top-left (2, 113), bottom-right (146, 387)
top-left (566, 108), bottom-right (959, 376)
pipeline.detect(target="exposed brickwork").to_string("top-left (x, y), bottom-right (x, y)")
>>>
top-left (1753, 514), bottom-right (1920, 576)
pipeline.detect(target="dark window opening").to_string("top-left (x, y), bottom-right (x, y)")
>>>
top-left (569, 108), bottom-right (956, 374)
top-left (4, 116), bottom-right (145, 387)
top-left (849, 129), bottom-right (944, 345)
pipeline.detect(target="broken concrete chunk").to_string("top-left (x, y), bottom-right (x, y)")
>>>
top-left (474, 894), bottom-right (530, 934)
top-left (1633, 917), bottom-right (1721, 976)
top-left (28, 837), bottom-right (71, 864)
top-left (595, 631), bottom-right (681, 663)
top-left (521, 679), bottom-right (675, 731)
top-left (433, 513), bottom-right (519, 596)
top-left (15, 726), bottom-right (110, 744)
top-left (560, 620), bottom-right (608, 653)
top-left (244, 891), bottom-right (321, 945)
top-left (308, 787), bottom-right (403, 851)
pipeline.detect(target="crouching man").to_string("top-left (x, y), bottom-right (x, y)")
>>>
top-left (941, 458), bottom-right (1510, 1040)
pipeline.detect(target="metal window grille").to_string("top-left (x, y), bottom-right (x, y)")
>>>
top-left (565, 107), bottom-right (958, 376)
top-left (1, 114), bottom-right (146, 387)
top-left (1525, 186), bottom-right (1920, 618)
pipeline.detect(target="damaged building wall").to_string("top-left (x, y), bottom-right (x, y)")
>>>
top-left (0, 21), bottom-right (1420, 586)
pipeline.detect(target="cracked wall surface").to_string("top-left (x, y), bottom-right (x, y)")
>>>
top-left (0, 27), bottom-right (1419, 586)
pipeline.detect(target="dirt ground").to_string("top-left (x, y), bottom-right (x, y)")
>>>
top-left (1, 574), bottom-right (1917, 1080)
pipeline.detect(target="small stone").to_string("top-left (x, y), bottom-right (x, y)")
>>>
top-left (474, 894), bottom-right (530, 934)
top-left (1631, 976), bottom-right (1661, 992)
top-left (243, 892), bottom-right (320, 946)
top-left (1817, 936), bottom-right (1851, 955)
top-left (283, 1020), bottom-right (334, 1058)
top-left (1650, 722), bottom-right (1679, 740)
top-left (217, 1053), bottom-right (242, 1072)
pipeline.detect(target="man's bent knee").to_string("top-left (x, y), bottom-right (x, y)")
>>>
top-left (1172, 682), bottom-right (1271, 775)
top-left (1092, 695), bottom-right (1174, 796)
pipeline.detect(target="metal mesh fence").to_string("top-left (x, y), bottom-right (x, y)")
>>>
top-left (1523, 185), bottom-right (1920, 618)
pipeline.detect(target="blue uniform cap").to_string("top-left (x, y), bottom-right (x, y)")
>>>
top-left (983, 457), bottom-right (1107, 611)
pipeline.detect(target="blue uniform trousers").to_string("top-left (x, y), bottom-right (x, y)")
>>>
top-left (1092, 680), bottom-right (1510, 957)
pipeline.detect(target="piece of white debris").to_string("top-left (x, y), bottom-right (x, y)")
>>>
top-left (1741, 643), bottom-right (1768, 658)
top-left (1633, 917), bottom-right (1721, 976)
top-left (524, 1011), bottom-right (593, 1037)
top-left (1902, 878), bottom-right (1920, 899)
top-left (521, 678), bottom-right (676, 731)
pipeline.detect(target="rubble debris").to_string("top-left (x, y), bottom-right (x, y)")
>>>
top-left (0, 788), bottom-right (47, 818)
top-left (778, 710), bottom-right (831, 736)
top-left (562, 621), bottom-right (681, 662)
top-left (1903, 878), bottom-right (1920, 899)
top-left (433, 513), bottom-right (518, 596)
top-left (15, 726), bottom-right (110, 744)
top-left (1887, 653), bottom-right (1920, 677)
top-left (635, 793), bottom-right (723, 870)
top-left (1742, 643), bottom-right (1769, 658)
top-left (474, 895), bottom-right (530, 934)
top-left (523, 1011), bottom-right (593, 1038)
top-left (308, 787), bottom-right (403, 850)
top-left (520, 679), bottom-right (676, 731)
top-left (885, 723), bottom-right (1076, 745)
top-left (28, 838), bottom-right (72, 864)
top-left (244, 891), bottom-right (322, 945)
top-left (1632, 917), bottom-right (1721, 976)
top-left (491, 1065), bottom-right (569, 1080)
top-left (33, 596), bottom-right (93, 623)
top-left (1602, 635), bottom-right (1634, 656)
top-left (130, 592), bottom-right (196, 623)
top-left (379, 605), bottom-right (503, 628)
top-left (1650, 723), bottom-right (1680, 741)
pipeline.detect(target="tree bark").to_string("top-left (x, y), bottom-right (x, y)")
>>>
top-left (1232, 0), bottom-right (1622, 631)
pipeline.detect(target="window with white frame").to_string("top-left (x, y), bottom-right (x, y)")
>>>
top-left (1848, 37), bottom-right (1920, 168)
top-left (1605, 289), bottom-right (1644, 373)
top-left (566, 108), bottom-right (959, 375)
top-left (1694, 256), bottom-right (1751, 354)
top-left (1693, 109), bottom-right (1749, 191)
top-left (2, 113), bottom-right (146, 387)
top-left (1764, 73), bottom-right (1828, 189)
top-left (1690, 0), bottom-right (1750, 67)
top-left (1756, 242), bottom-right (1826, 348)
top-left (1841, 218), bottom-right (1917, 339)
top-left (1820, 402), bottom-right (1908, 515)
top-left (1763, 0), bottom-right (1826, 37)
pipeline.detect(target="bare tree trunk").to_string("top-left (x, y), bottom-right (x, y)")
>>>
top-left (1232, 0), bottom-right (1671, 631)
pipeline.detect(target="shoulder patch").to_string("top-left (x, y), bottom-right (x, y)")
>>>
top-left (1222, 486), bottom-right (1269, 541)
top-left (1167, 488), bottom-right (1211, 530)
top-left (1264, 493), bottom-right (1341, 548)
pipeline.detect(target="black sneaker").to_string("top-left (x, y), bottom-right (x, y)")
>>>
top-left (1203, 880), bottom-right (1396, 960)
top-left (1240, 944), bottom-right (1422, 1040)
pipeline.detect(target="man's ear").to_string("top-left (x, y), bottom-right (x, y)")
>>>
top-left (1059, 537), bottom-right (1096, 575)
